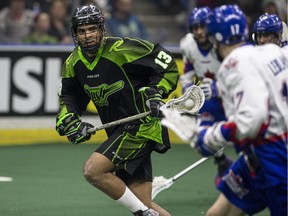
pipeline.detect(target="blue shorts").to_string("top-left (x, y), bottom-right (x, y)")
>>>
top-left (218, 155), bottom-right (287, 216)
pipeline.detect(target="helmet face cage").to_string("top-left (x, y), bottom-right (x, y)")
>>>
top-left (252, 14), bottom-right (282, 44)
top-left (71, 4), bottom-right (106, 52)
top-left (206, 4), bottom-right (248, 45)
top-left (188, 7), bottom-right (211, 31)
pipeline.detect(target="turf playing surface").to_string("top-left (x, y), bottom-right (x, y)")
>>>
top-left (0, 143), bottom-right (269, 215)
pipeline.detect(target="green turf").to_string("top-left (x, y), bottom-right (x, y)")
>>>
top-left (0, 144), bottom-right (270, 215)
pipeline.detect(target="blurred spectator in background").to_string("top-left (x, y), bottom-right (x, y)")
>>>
top-left (261, 0), bottom-right (287, 22)
top-left (48, 0), bottom-right (72, 44)
top-left (196, 0), bottom-right (217, 8)
top-left (237, 0), bottom-right (263, 43)
top-left (94, 0), bottom-right (109, 11)
top-left (152, 0), bottom-right (189, 15)
top-left (0, 0), bottom-right (34, 44)
top-left (0, 1), bottom-right (8, 9)
top-left (260, 0), bottom-right (288, 46)
top-left (22, 12), bottom-right (58, 44)
top-left (82, 0), bottom-right (108, 9)
top-left (81, 0), bottom-right (110, 16)
top-left (26, 0), bottom-right (78, 18)
top-left (262, 1), bottom-right (278, 14)
top-left (0, 0), bottom-right (35, 11)
top-left (106, 0), bottom-right (149, 40)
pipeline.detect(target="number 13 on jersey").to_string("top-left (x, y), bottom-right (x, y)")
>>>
top-left (155, 51), bottom-right (172, 69)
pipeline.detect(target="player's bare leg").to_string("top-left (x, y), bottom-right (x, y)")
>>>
top-left (83, 152), bottom-right (157, 214)
top-left (83, 152), bottom-right (126, 198)
top-left (206, 193), bottom-right (244, 216)
top-left (128, 180), bottom-right (171, 216)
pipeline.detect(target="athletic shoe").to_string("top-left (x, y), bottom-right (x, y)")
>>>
top-left (133, 208), bottom-right (160, 216)
top-left (214, 155), bottom-right (233, 187)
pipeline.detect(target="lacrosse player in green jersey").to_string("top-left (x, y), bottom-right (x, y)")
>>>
top-left (55, 4), bottom-right (179, 216)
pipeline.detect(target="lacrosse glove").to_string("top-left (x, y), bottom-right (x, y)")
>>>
top-left (199, 78), bottom-right (220, 100)
top-left (140, 87), bottom-right (165, 118)
top-left (195, 123), bottom-right (224, 157)
top-left (56, 113), bottom-right (95, 145)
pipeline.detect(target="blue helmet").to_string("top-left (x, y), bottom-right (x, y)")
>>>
top-left (205, 5), bottom-right (248, 45)
top-left (253, 13), bottom-right (282, 34)
top-left (188, 7), bottom-right (211, 29)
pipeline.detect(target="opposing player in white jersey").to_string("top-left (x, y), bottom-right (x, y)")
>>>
top-left (162, 4), bottom-right (288, 216)
top-left (252, 13), bottom-right (287, 47)
top-left (179, 7), bottom-right (220, 91)
top-left (179, 7), bottom-right (233, 186)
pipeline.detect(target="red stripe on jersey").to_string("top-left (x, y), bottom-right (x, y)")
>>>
top-left (220, 121), bottom-right (270, 151)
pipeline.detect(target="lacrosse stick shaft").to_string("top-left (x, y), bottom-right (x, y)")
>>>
top-left (172, 157), bottom-right (210, 181)
top-left (87, 85), bottom-right (204, 134)
top-left (171, 148), bottom-right (226, 182)
top-left (171, 148), bottom-right (223, 182)
top-left (152, 157), bottom-right (211, 199)
top-left (87, 111), bottom-right (150, 133)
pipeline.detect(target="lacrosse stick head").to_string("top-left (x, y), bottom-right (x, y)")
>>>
top-left (161, 85), bottom-right (205, 115)
top-left (152, 176), bottom-right (173, 199)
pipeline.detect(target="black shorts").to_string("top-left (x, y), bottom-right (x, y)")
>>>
top-left (95, 124), bottom-right (157, 183)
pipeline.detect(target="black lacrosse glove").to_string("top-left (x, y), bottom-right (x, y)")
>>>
top-left (56, 113), bottom-right (95, 145)
top-left (141, 87), bottom-right (165, 118)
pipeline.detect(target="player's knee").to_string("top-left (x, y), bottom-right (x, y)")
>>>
top-left (83, 166), bottom-right (93, 182)
top-left (82, 161), bottom-right (102, 186)
top-left (83, 153), bottom-right (115, 187)
top-left (206, 208), bottom-right (221, 216)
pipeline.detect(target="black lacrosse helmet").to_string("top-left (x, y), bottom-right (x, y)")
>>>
top-left (71, 4), bottom-right (105, 52)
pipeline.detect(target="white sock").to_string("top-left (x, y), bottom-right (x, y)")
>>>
top-left (116, 186), bottom-right (148, 213)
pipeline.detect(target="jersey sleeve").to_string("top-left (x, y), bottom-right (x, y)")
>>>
top-left (57, 51), bottom-right (90, 119)
top-left (149, 44), bottom-right (179, 98)
top-left (127, 39), bottom-right (179, 98)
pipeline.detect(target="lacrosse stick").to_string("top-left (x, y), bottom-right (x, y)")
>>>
top-left (160, 85), bottom-right (205, 115)
top-left (87, 111), bottom-right (150, 133)
top-left (152, 157), bottom-right (211, 199)
top-left (87, 85), bottom-right (205, 133)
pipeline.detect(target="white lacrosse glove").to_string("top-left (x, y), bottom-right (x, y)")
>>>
top-left (195, 122), bottom-right (226, 157)
top-left (161, 109), bottom-right (200, 144)
top-left (161, 108), bottom-right (225, 157)
top-left (199, 78), bottom-right (221, 100)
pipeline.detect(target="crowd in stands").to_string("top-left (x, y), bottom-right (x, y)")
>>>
top-left (0, 0), bottom-right (286, 45)
top-left (105, 0), bottom-right (149, 41)
top-left (0, 0), bottom-right (149, 44)
top-left (0, 0), bottom-right (73, 44)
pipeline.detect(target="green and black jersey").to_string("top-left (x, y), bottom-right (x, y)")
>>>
top-left (57, 37), bottom-right (179, 142)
